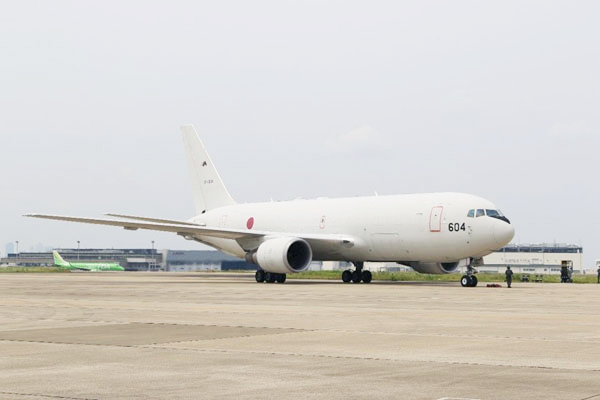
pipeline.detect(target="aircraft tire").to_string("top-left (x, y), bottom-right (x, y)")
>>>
top-left (276, 273), bottom-right (286, 283)
top-left (255, 270), bottom-right (265, 283)
top-left (351, 270), bottom-right (361, 283)
top-left (362, 270), bottom-right (372, 283)
top-left (342, 270), bottom-right (352, 283)
top-left (460, 275), bottom-right (469, 287)
top-left (265, 272), bottom-right (276, 283)
top-left (471, 275), bottom-right (478, 287)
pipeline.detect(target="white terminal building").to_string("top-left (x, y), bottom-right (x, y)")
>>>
top-left (480, 243), bottom-right (583, 275)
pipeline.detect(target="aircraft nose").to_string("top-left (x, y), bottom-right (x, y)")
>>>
top-left (493, 221), bottom-right (515, 247)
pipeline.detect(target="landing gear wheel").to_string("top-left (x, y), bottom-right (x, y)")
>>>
top-left (470, 275), bottom-right (478, 287)
top-left (461, 257), bottom-right (480, 287)
top-left (265, 272), bottom-right (276, 283)
top-left (276, 274), bottom-right (286, 283)
top-left (461, 275), bottom-right (470, 287)
top-left (255, 270), bottom-right (265, 283)
top-left (352, 270), bottom-right (361, 283)
top-left (342, 270), bottom-right (352, 283)
top-left (361, 270), bottom-right (372, 283)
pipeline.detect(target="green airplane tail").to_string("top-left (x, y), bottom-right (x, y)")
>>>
top-left (52, 251), bottom-right (69, 267)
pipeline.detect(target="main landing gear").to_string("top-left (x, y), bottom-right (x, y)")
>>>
top-left (342, 262), bottom-right (372, 284)
top-left (460, 258), bottom-right (478, 287)
top-left (255, 269), bottom-right (286, 284)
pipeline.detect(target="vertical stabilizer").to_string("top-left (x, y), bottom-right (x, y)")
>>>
top-left (181, 125), bottom-right (236, 214)
top-left (53, 251), bottom-right (69, 267)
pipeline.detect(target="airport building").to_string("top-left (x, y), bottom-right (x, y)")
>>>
top-left (480, 243), bottom-right (584, 275)
top-left (0, 249), bottom-right (254, 271)
top-left (162, 250), bottom-right (255, 271)
top-left (1, 249), bottom-right (163, 270)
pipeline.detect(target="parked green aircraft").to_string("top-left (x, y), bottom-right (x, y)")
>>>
top-left (53, 251), bottom-right (124, 271)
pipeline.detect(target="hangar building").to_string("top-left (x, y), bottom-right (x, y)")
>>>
top-left (481, 243), bottom-right (583, 274)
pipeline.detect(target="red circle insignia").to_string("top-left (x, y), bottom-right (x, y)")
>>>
top-left (246, 217), bottom-right (254, 229)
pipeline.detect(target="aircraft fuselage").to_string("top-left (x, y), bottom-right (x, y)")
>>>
top-left (190, 192), bottom-right (514, 264)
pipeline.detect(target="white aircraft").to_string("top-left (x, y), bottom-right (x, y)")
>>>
top-left (27, 125), bottom-right (514, 287)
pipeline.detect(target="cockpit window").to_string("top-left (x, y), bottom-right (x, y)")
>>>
top-left (467, 209), bottom-right (474, 218)
top-left (486, 209), bottom-right (511, 224)
top-left (486, 209), bottom-right (503, 217)
top-left (476, 209), bottom-right (485, 217)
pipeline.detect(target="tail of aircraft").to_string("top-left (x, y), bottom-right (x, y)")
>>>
top-left (181, 125), bottom-right (236, 214)
top-left (52, 251), bottom-right (69, 267)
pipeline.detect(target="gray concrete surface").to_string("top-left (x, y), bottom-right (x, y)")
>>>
top-left (1, 273), bottom-right (600, 400)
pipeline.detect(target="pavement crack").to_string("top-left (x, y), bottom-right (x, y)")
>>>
top-left (0, 391), bottom-right (98, 400)
top-left (141, 345), bottom-right (600, 373)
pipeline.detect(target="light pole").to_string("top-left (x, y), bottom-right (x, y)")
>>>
top-left (151, 240), bottom-right (155, 271)
top-left (15, 241), bottom-right (19, 266)
top-left (77, 241), bottom-right (80, 261)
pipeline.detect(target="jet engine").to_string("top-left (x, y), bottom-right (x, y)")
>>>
top-left (248, 237), bottom-right (313, 274)
top-left (402, 261), bottom-right (460, 274)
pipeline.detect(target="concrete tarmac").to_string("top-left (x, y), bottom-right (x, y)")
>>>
top-left (1, 272), bottom-right (600, 400)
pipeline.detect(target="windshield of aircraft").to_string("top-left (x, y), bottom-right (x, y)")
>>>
top-left (485, 209), bottom-right (504, 217)
top-left (486, 209), bottom-right (510, 223)
top-left (467, 209), bottom-right (510, 223)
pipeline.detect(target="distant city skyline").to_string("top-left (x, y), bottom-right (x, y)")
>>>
top-left (4, 242), bottom-right (56, 255)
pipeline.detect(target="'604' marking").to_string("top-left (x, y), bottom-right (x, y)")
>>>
top-left (448, 222), bottom-right (466, 232)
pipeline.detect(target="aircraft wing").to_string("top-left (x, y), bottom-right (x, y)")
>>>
top-left (24, 214), bottom-right (356, 248)
top-left (104, 213), bottom-right (201, 226)
top-left (24, 214), bottom-right (263, 240)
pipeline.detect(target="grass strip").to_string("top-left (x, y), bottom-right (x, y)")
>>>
top-left (288, 270), bottom-right (599, 284)
top-left (0, 267), bottom-right (68, 273)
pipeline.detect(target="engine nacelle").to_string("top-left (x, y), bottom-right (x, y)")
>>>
top-left (403, 261), bottom-right (460, 274)
top-left (251, 237), bottom-right (313, 274)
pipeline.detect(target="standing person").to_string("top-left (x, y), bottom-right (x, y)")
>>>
top-left (597, 265), bottom-right (600, 284)
top-left (505, 266), bottom-right (513, 288)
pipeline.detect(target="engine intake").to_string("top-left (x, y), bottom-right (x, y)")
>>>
top-left (250, 237), bottom-right (313, 274)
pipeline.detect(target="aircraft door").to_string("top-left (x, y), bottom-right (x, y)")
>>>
top-left (429, 206), bottom-right (443, 232)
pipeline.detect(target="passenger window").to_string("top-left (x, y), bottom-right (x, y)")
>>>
top-left (467, 209), bottom-right (474, 218)
top-left (476, 209), bottom-right (485, 217)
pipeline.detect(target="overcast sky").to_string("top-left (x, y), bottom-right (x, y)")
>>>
top-left (1, 1), bottom-right (598, 267)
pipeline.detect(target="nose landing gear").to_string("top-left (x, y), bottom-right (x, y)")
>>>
top-left (342, 262), bottom-right (372, 284)
top-left (461, 258), bottom-right (479, 287)
top-left (460, 274), bottom-right (478, 287)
